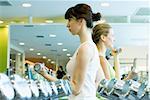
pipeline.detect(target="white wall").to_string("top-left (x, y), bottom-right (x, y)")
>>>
top-left (108, 23), bottom-right (149, 80)
top-left (109, 43), bottom-right (148, 76)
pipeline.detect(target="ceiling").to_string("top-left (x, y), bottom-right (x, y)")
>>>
top-left (0, 0), bottom-right (150, 24)
top-left (0, 0), bottom-right (149, 66)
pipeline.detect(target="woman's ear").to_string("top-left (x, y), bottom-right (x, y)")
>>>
top-left (77, 18), bottom-right (84, 24)
top-left (100, 34), bottom-right (106, 42)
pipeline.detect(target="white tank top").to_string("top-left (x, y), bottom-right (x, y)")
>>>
top-left (66, 41), bottom-right (104, 100)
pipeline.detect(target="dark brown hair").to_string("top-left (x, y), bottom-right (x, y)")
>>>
top-left (65, 3), bottom-right (101, 28)
top-left (92, 23), bottom-right (111, 44)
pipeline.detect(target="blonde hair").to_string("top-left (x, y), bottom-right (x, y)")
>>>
top-left (92, 23), bottom-right (111, 44)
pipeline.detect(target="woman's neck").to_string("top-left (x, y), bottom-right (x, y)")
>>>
top-left (79, 27), bottom-right (92, 44)
top-left (97, 42), bottom-right (107, 57)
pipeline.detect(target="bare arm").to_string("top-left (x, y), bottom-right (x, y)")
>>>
top-left (71, 44), bottom-right (93, 95)
top-left (100, 56), bottom-right (111, 80)
top-left (38, 68), bottom-right (58, 81)
top-left (36, 44), bottom-right (93, 95)
top-left (123, 71), bottom-right (137, 80)
top-left (113, 55), bottom-right (120, 79)
top-left (95, 67), bottom-right (105, 89)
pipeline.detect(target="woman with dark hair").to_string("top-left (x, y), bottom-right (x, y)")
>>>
top-left (38, 4), bottom-right (105, 99)
top-left (56, 66), bottom-right (66, 79)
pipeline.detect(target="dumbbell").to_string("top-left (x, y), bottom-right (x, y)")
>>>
top-left (34, 63), bottom-right (44, 73)
top-left (113, 80), bottom-right (131, 100)
top-left (102, 78), bottom-right (117, 96)
top-left (97, 78), bottom-right (118, 99)
top-left (36, 80), bottom-right (49, 98)
top-left (28, 80), bottom-right (40, 98)
top-left (0, 73), bottom-right (15, 100)
top-left (34, 63), bottom-right (72, 98)
top-left (97, 79), bottom-right (108, 95)
top-left (50, 79), bottom-right (72, 99)
top-left (142, 87), bottom-right (150, 100)
top-left (126, 80), bottom-right (147, 100)
top-left (11, 74), bottom-right (32, 99)
top-left (137, 81), bottom-right (147, 99)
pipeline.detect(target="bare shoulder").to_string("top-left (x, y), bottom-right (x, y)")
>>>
top-left (78, 42), bottom-right (94, 54)
top-left (76, 42), bottom-right (94, 62)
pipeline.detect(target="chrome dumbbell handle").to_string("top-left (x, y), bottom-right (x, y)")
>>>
top-left (137, 82), bottom-right (148, 99)
top-left (28, 80), bottom-right (39, 98)
top-left (105, 78), bottom-right (117, 95)
top-left (13, 75), bottom-right (32, 99)
top-left (50, 79), bottom-right (72, 99)
top-left (130, 80), bottom-right (141, 92)
top-left (64, 80), bottom-right (72, 95)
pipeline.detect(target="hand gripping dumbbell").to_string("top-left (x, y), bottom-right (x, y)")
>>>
top-left (34, 63), bottom-right (71, 98)
top-left (0, 73), bottom-right (15, 100)
top-left (34, 63), bottom-right (72, 98)
top-left (34, 63), bottom-right (44, 73)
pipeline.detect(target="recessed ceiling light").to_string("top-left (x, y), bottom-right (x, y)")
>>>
top-left (57, 43), bottom-right (63, 46)
top-left (22, 3), bottom-right (32, 8)
top-left (43, 56), bottom-right (47, 59)
top-left (40, 23), bottom-right (46, 25)
top-left (62, 48), bottom-right (67, 52)
top-left (20, 21), bottom-right (25, 24)
top-left (5, 25), bottom-right (9, 28)
top-left (10, 21), bottom-right (15, 24)
top-left (17, 53), bottom-right (21, 56)
top-left (48, 59), bottom-right (51, 61)
top-left (50, 49), bottom-right (57, 52)
top-left (0, 20), bottom-right (4, 24)
top-left (45, 20), bottom-right (53, 23)
top-left (100, 2), bottom-right (110, 7)
top-left (69, 57), bottom-right (72, 59)
top-left (67, 53), bottom-right (71, 56)
top-left (29, 48), bottom-right (34, 51)
top-left (37, 53), bottom-right (41, 55)
top-left (45, 43), bottom-right (51, 46)
top-left (51, 61), bottom-right (55, 64)
top-left (49, 34), bottom-right (56, 38)
top-left (36, 35), bottom-right (44, 38)
top-left (19, 42), bottom-right (25, 46)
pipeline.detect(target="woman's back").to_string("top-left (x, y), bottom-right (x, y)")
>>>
top-left (66, 41), bottom-right (104, 100)
top-left (99, 55), bottom-right (115, 79)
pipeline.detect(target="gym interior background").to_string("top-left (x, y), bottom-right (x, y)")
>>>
top-left (0, 0), bottom-right (150, 99)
